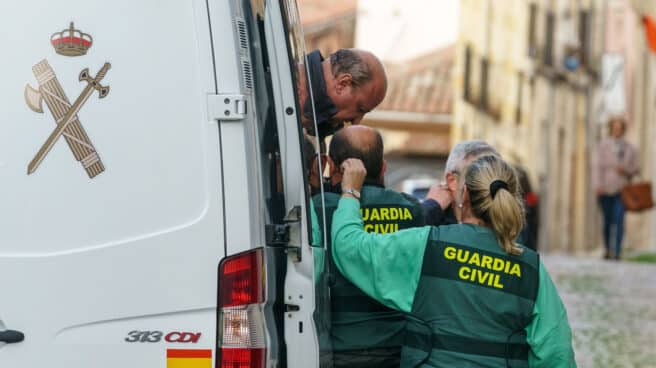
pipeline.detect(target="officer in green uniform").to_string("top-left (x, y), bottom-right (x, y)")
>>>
top-left (331, 155), bottom-right (576, 368)
top-left (312, 126), bottom-right (425, 368)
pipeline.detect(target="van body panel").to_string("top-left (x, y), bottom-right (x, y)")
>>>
top-left (1, 0), bottom-right (332, 366)
top-left (0, 0), bottom-right (224, 366)
top-left (208, 0), bottom-right (266, 257)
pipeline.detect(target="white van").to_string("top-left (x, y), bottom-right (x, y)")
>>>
top-left (0, 1), bottom-right (330, 367)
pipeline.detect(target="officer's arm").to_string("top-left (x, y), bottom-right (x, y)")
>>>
top-left (400, 192), bottom-right (426, 225)
top-left (525, 262), bottom-right (577, 367)
top-left (421, 198), bottom-right (446, 226)
top-left (330, 196), bottom-right (430, 313)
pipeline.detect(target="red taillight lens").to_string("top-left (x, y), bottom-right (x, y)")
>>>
top-left (220, 348), bottom-right (265, 368)
top-left (219, 249), bottom-right (265, 307)
top-left (217, 249), bottom-right (267, 368)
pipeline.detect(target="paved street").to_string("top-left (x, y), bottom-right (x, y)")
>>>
top-left (544, 255), bottom-right (656, 368)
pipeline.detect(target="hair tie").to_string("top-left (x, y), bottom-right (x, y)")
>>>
top-left (489, 180), bottom-right (509, 199)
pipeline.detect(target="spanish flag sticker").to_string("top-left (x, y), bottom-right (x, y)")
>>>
top-left (166, 349), bottom-right (212, 368)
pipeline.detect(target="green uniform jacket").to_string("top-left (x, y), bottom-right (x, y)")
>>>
top-left (313, 184), bottom-right (424, 368)
top-left (331, 197), bottom-right (576, 368)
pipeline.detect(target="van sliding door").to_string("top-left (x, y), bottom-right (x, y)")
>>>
top-left (265, 0), bottom-right (332, 368)
top-left (262, 0), bottom-right (331, 367)
top-left (207, 0), bottom-right (331, 367)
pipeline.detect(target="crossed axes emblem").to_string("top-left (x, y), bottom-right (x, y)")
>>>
top-left (25, 59), bottom-right (110, 178)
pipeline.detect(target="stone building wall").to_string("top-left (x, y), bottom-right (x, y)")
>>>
top-left (451, 0), bottom-right (656, 254)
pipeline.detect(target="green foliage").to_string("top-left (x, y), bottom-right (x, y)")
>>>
top-left (627, 253), bottom-right (656, 264)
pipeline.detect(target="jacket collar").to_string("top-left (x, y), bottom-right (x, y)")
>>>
top-left (304, 50), bottom-right (339, 139)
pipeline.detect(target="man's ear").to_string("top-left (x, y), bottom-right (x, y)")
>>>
top-left (446, 171), bottom-right (458, 192)
top-left (327, 156), bottom-right (337, 174)
top-left (319, 154), bottom-right (328, 174)
top-left (335, 73), bottom-right (353, 94)
top-left (379, 159), bottom-right (387, 180)
top-left (327, 157), bottom-right (341, 182)
top-left (310, 157), bottom-right (320, 177)
top-left (331, 169), bottom-right (343, 186)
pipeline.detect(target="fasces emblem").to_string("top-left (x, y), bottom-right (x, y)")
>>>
top-left (24, 23), bottom-right (111, 178)
top-left (25, 60), bottom-right (110, 177)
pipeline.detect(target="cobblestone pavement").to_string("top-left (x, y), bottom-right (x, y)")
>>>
top-left (544, 255), bottom-right (656, 368)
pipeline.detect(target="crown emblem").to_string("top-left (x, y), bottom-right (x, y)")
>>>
top-left (51, 22), bottom-right (93, 57)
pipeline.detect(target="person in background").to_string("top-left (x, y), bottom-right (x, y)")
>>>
top-left (422, 140), bottom-right (499, 226)
top-left (515, 165), bottom-right (539, 251)
top-left (332, 156), bottom-right (576, 367)
top-left (592, 116), bottom-right (639, 260)
top-left (297, 48), bottom-right (387, 139)
top-left (313, 125), bottom-right (424, 368)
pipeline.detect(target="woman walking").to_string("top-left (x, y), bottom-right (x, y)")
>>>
top-left (331, 155), bottom-right (575, 367)
top-left (593, 117), bottom-right (639, 260)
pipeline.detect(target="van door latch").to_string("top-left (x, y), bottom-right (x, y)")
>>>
top-left (284, 304), bottom-right (300, 312)
top-left (265, 224), bottom-right (290, 246)
top-left (208, 94), bottom-right (246, 121)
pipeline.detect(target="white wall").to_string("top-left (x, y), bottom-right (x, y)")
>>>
top-left (355, 0), bottom-right (460, 62)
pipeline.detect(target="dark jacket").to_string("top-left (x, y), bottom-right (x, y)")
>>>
top-left (421, 199), bottom-right (457, 226)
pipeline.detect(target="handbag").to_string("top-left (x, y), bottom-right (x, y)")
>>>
top-left (621, 180), bottom-right (654, 212)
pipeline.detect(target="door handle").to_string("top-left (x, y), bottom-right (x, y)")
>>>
top-left (0, 330), bottom-right (24, 344)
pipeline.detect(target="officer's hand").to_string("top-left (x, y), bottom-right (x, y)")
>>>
top-left (426, 182), bottom-right (452, 210)
top-left (340, 158), bottom-right (366, 192)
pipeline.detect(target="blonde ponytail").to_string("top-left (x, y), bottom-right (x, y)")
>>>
top-left (464, 155), bottom-right (525, 255)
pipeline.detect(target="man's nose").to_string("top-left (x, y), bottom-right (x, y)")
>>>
top-left (351, 115), bottom-right (364, 125)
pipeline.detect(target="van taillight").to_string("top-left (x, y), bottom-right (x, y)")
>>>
top-left (217, 248), bottom-right (267, 368)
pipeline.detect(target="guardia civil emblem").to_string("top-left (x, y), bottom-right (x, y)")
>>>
top-left (24, 22), bottom-right (110, 178)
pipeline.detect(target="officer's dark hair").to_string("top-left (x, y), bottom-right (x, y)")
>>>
top-left (330, 49), bottom-right (372, 87)
top-left (329, 128), bottom-right (384, 181)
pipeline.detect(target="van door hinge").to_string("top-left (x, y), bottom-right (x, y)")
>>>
top-left (208, 94), bottom-right (246, 121)
top-left (283, 206), bottom-right (301, 223)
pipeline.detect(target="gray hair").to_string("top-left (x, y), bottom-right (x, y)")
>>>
top-left (445, 140), bottom-right (499, 174)
top-left (330, 49), bottom-right (372, 87)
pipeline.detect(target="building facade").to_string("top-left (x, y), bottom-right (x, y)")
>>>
top-left (453, 0), bottom-right (655, 254)
top-left (364, 46), bottom-right (454, 157)
top-left (299, 0), bottom-right (357, 56)
top-left (354, 0), bottom-right (458, 157)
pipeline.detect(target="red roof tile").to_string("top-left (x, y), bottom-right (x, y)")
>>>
top-left (298, 0), bottom-right (357, 27)
top-left (379, 45), bottom-right (455, 115)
